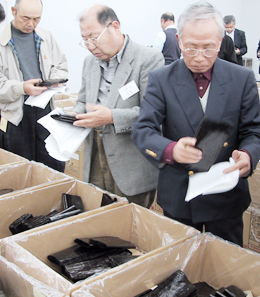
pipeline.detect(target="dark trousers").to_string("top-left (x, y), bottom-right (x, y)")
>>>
top-left (164, 210), bottom-right (244, 247)
top-left (1, 103), bottom-right (65, 172)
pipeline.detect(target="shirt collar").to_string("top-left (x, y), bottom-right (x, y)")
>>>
top-left (98, 34), bottom-right (128, 67)
top-left (165, 24), bottom-right (176, 30)
top-left (192, 66), bottom-right (213, 81)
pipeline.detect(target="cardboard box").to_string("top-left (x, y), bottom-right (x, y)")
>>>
top-left (70, 233), bottom-right (260, 297)
top-left (55, 98), bottom-right (77, 112)
top-left (244, 160), bottom-right (260, 253)
top-left (150, 193), bottom-right (163, 214)
top-left (0, 255), bottom-right (64, 297)
top-left (0, 179), bottom-right (128, 239)
top-left (248, 160), bottom-right (260, 206)
top-left (55, 93), bottom-right (78, 100)
top-left (1, 204), bottom-right (199, 295)
top-left (0, 148), bottom-right (28, 168)
top-left (0, 161), bottom-right (72, 199)
top-left (243, 205), bottom-right (260, 253)
top-left (64, 143), bottom-right (84, 180)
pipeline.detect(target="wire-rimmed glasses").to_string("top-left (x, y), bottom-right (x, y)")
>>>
top-left (79, 22), bottom-right (112, 49)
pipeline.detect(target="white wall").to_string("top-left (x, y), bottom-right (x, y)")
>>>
top-left (1, 0), bottom-right (258, 91)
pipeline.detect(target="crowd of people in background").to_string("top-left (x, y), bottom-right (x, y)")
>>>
top-left (153, 11), bottom-right (249, 66)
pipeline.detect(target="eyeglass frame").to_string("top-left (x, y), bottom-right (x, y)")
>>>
top-left (79, 22), bottom-right (112, 49)
top-left (180, 41), bottom-right (221, 57)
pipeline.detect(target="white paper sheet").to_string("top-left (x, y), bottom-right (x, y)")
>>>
top-left (185, 158), bottom-right (239, 202)
top-left (25, 86), bottom-right (68, 109)
top-left (37, 108), bottom-right (91, 161)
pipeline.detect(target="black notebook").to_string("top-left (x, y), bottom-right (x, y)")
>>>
top-left (186, 118), bottom-right (231, 172)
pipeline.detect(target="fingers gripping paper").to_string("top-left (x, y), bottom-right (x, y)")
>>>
top-left (185, 157), bottom-right (239, 202)
top-left (37, 108), bottom-right (90, 161)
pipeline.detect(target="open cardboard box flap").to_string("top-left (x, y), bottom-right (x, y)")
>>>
top-left (0, 148), bottom-right (28, 168)
top-left (0, 179), bottom-right (128, 239)
top-left (70, 233), bottom-right (260, 297)
top-left (0, 161), bottom-right (72, 199)
top-left (1, 203), bottom-right (199, 294)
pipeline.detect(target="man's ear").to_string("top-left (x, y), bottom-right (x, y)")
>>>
top-left (11, 6), bottom-right (16, 17)
top-left (176, 33), bottom-right (180, 45)
top-left (110, 20), bottom-right (120, 32)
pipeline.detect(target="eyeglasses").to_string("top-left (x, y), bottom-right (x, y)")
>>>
top-left (182, 43), bottom-right (220, 58)
top-left (79, 22), bottom-right (112, 49)
top-left (181, 47), bottom-right (220, 57)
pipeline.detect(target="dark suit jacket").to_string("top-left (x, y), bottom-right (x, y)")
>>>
top-left (132, 58), bottom-right (260, 223)
top-left (218, 35), bottom-right (237, 64)
top-left (233, 29), bottom-right (247, 65)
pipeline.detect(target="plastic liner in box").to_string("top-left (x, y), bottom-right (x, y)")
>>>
top-left (1, 203), bottom-right (199, 295)
top-left (0, 255), bottom-right (64, 297)
top-left (0, 161), bottom-right (72, 199)
top-left (0, 179), bottom-right (127, 239)
top-left (70, 233), bottom-right (260, 297)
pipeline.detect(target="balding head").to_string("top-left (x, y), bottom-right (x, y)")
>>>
top-left (12, 0), bottom-right (43, 33)
top-left (79, 4), bottom-right (124, 62)
top-left (79, 4), bottom-right (120, 26)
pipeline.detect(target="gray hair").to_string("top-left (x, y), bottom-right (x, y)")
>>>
top-left (177, 1), bottom-right (225, 40)
top-left (14, 0), bottom-right (43, 10)
top-left (223, 15), bottom-right (236, 25)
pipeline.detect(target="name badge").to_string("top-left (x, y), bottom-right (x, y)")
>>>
top-left (118, 80), bottom-right (140, 100)
top-left (0, 117), bottom-right (7, 133)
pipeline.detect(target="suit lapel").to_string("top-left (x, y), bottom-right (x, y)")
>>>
top-left (205, 58), bottom-right (228, 120)
top-left (89, 62), bottom-right (101, 104)
top-left (106, 38), bottom-right (134, 109)
top-left (173, 62), bottom-right (204, 134)
top-left (173, 59), bottom-right (229, 134)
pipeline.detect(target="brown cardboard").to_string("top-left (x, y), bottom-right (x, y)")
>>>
top-left (55, 98), bottom-right (77, 113)
top-left (0, 255), bottom-right (64, 297)
top-left (243, 205), bottom-right (260, 253)
top-left (1, 203), bottom-right (199, 295)
top-left (0, 161), bottom-right (72, 199)
top-left (0, 179), bottom-right (127, 239)
top-left (64, 143), bottom-right (84, 180)
top-left (0, 148), bottom-right (28, 168)
top-left (55, 93), bottom-right (78, 100)
top-left (248, 160), bottom-right (260, 205)
top-left (70, 233), bottom-right (260, 297)
top-left (244, 160), bottom-right (260, 253)
top-left (150, 194), bottom-right (163, 214)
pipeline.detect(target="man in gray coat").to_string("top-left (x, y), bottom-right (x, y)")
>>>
top-left (72, 5), bottom-right (164, 207)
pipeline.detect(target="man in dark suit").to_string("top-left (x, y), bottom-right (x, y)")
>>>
top-left (224, 15), bottom-right (247, 66)
top-left (218, 35), bottom-right (237, 64)
top-left (132, 1), bottom-right (260, 246)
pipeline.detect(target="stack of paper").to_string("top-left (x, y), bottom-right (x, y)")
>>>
top-left (25, 86), bottom-right (68, 109)
top-left (185, 158), bottom-right (239, 201)
top-left (38, 108), bottom-right (90, 161)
